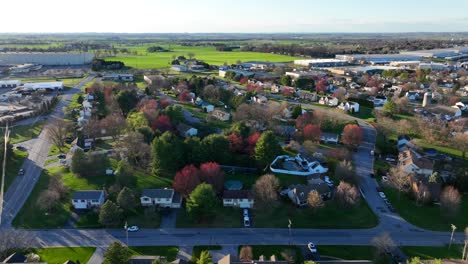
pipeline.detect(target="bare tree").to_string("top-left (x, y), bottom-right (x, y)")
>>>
top-left (239, 246), bottom-right (253, 261)
top-left (202, 85), bottom-right (220, 102)
top-left (83, 118), bottom-right (101, 140)
top-left (440, 186), bottom-right (461, 216)
top-left (100, 113), bottom-right (127, 139)
top-left (452, 133), bottom-right (468, 159)
top-left (48, 118), bottom-right (71, 151)
top-left (335, 160), bottom-right (356, 183)
top-left (387, 167), bottom-right (409, 199)
top-left (371, 232), bottom-right (396, 257)
top-left (307, 190), bottom-right (324, 211)
top-left (335, 181), bottom-right (360, 207)
top-left (253, 174), bottom-right (280, 204)
top-left (0, 229), bottom-right (35, 259)
top-left (414, 183), bottom-right (431, 205)
top-left (116, 131), bottom-right (151, 168)
top-left (37, 174), bottom-right (68, 212)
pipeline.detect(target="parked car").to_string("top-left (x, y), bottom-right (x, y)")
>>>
top-left (18, 169), bottom-right (25, 176)
top-left (307, 242), bottom-right (317, 253)
top-left (59, 159), bottom-right (67, 165)
top-left (15, 146), bottom-right (27, 151)
top-left (57, 154), bottom-right (66, 159)
top-left (378, 192), bottom-right (386, 199)
top-left (127, 225), bottom-right (139, 232)
top-left (243, 209), bottom-right (249, 217)
top-left (243, 216), bottom-right (250, 227)
top-left (324, 176), bottom-right (334, 187)
top-left (385, 156), bottom-right (396, 162)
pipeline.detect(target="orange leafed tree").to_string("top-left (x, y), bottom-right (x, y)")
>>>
top-left (342, 124), bottom-right (363, 147)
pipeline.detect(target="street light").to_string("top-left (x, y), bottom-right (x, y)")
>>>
top-left (124, 221), bottom-right (129, 247)
top-left (449, 224), bottom-right (456, 249)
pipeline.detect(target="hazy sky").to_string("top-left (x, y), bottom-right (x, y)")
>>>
top-left (1, 0), bottom-right (467, 33)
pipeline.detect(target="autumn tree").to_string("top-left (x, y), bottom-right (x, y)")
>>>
top-left (253, 174), bottom-right (280, 204)
top-left (178, 89), bottom-right (192, 102)
top-left (440, 186), bottom-right (461, 216)
top-left (342, 124), bottom-right (363, 148)
top-left (307, 190), bottom-right (324, 211)
top-left (335, 181), bottom-right (360, 207)
top-left (48, 118), bottom-right (71, 152)
top-left (100, 113), bottom-right (127, 139)
top-left (199, 162), bottom-right (224, 193)
top-left (452, 133), bottom-right (468, 159)
top-left (227, 133), bottom-right (244, 153)
top-left (255, 131), bottom-right (282, 169)
top-left (239, 246), bottom-right (253, 261)
top-left (245, 132), bottom-right (261, 155)
top-left (173, 164), bottom-right (201, 197)
top-left (186, 183), bottom-right (217, 222)
top-left (152, 114), bottom-right (173, 133)
top-left (303, 124), bottom-right (321, 142)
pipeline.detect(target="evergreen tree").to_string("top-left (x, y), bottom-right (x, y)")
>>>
top-left (186, 183), bottom-right (217, 222)
top-left (255, 131), bottom-right (282, 168)
top-left (103, 242), bottom-right (130, 264)
top-left (99, 200), bottom-right (122, 227)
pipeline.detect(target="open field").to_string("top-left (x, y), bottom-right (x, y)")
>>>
top-left (32, 247), bottom-right (96, 264)
top-left (104, 45), bottom-right (301, 69)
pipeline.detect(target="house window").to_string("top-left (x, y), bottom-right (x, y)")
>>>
top-left (73, 199), bottom-right (78, 203)
top-left (92, 200), bottom-right (98, 203)
top-left (143, 198), bottom-right (150, 201)
top-left (81, 200), bottom-right (85, 202)
top-left (224, 199), bottom-right (233, 202)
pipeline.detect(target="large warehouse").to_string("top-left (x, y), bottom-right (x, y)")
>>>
top-left (400, 47), bottom-right (468, 59)
top-left (294, 59), bottom-right (348, 67)
top-left (335, 54), bottom-right (422, 64)
top-left (0, 52), bottom-right (94, 66)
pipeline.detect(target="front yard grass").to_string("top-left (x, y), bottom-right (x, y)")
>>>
top-left (48, 143), bottom-right (71, 156)
top-left (7, 122), bottom-right (44, 144)
top-left (318, 245), bottom-right (377, 260)
top-left (4, 150), bottom-right (28, 192)
top-left (384, 187), bottom-right (468, 231)
top-left (401, 245), bottom-right (464, 260)
top-left (129, 246), bottom-right (179, 261)
top-left (413, 139), bottom-right (466, 160)
top-left (350, 106), bottom-right (376, 122)
top-left (177, 205), bottom-right (242, 228)
top-left (32, 247), bottom-right (96, 264)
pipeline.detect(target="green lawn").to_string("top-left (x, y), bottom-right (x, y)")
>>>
top-left (318, 246), bottom-right (377, 260)
top-left (4, 150), bottom-right (28, 192)
top-left (413, 139), bottom-right (467, 160)
top-left (401, 245), bottom-right (464, 260)
top-left (129, 246), bottom-right (179, 261)
top-left (177, 205), bottom-right (242, 228)
top-left (44, 158), bottom-right (59, 166)
top-left (384, 187), bottom-right (468, 231)
top-left (224, 173), bottom-right (258, 189)
top-left (31, 247), bottom-right (95, 264)
top-left (350, 106), bottom-right (376, 122)
top-left (238, 245), bottom-right (303, 264)
top-left (104, 45), bottom-right (300, 69)
top-left (48, 143), bottom-right (71, 156)
top-left (7, 122), bottom-right (44, 144)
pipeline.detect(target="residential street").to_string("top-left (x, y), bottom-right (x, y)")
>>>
top-left (0, 75), bottom-right (94, 227)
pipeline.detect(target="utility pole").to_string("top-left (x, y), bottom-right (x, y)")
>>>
top-left (0, 123), bottom-right (10, 226)
top-left (449, 224), bottom-right (456, 249)
top-left (124, 221), bottom-right (129, 246)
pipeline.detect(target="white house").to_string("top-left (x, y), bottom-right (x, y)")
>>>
top-left (251, 95), bottom-right (268, 104)
top-left (338, 101), bottom-right (360, 113)
top-left (320, 132), bottom-right (339, 144)
top-left (140, 188), bottom-right (182, 208)
top-left (398, 149), bottom-right (434, 177)
top-left (222, 190), bottom-right (254, 208)
top-left (176, 123), bottom-right (198, 137)
top-left (318, 96), bottom-right (339, 106)
top-left (72, 190), bottom-right (106, 209)
top-left (171, 65), bottom-right (188, 72)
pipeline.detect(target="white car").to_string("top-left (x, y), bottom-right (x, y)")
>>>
top-left (127, 225), bottom-right (139, 232)
top-left (243, 216), bottom-right (250, 227)
top-left (378, 192), bottom-right (387, 199)
top-left (307, 242), bottom-right (317, 253)
top-left (243, 209), bottom-right (249, 217)
top-left (324, 176), bottom-right (334, 186)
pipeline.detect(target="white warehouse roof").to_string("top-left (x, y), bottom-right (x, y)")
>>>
top-left (0, 80), bottom-right (22, 86)
top-left (23, 82), bottom-right (64, 90)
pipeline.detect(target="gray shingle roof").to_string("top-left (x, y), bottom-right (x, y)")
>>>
top-left (141, 189), bottom-right (174, 199)
top-left (72, 190), bottom-right (104, 200)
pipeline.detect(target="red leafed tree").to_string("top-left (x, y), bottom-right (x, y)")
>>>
top-left (245, 132), bottom-right (261, 154)
top-left (295, 112), bottom-right (314, 129)
top-left (178, 89), bottom-right (192, 102)
top-left (227, 133), bottom-right (244, 153)
top-left (342, 124), bottom-right (363, 147)
top-left (281, 88), bottom-right (293, 97)
top-left (366, 78), bottom-right (381, 88)
top-left (159, 98), bottom-right (172, 109)
top-left (152, 115), bottom-right (173, 133)
top-left (239, 77), bottom-right (248, 85)
top-left (173, 164), bottom-right (201, 197)
top-left (199, 162), bottom-right (225, 193)
top-left (303, 124), bottom-right (321, 142)
top-left (138, 98), bottom-right (158, 112)
top-left (315, 79), bottom-right (328, 93)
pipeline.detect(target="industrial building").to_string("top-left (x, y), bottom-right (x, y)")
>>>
top-left (9, 64), bottom-right (42, 73)
top-left (419, 62), bottom-right (450, 71)
top-left (23, 82), bottom-right (64, 91)
top-left (285, 70), bottom-right (327, 79)
top-left (102, 73), bottom-right (134, 82)
top-left (335, 54), bottom-right (422, 64)
top-left (294, 59), bottom-right (348, 67)
top-left (0, 52), bottom-right (94, 66)
top-left (400, 47), bottom-right (468, 59)
top-left (0, 80), bottom-right (21, 88)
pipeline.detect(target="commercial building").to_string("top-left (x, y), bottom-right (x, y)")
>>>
top-left (419, 62), bottom-right (449, 71)
top-left (0, 52), bottom-right (94, 65)
top-left (23, 81), bottom-right (64, 91)
top-left (285, 70), bottom-right (327, 79)
top-left (294, 58), bottom-right (348, 67)
top-left (9, 63), bottom-right (42, 73)
top-left (335, 54), bottom-right (421, 64)
top-left (0, 80), bottom-right (21, 88)
top-left (400, 47), bottom-right (468, 59)
top-left (102, 73), bottom-right (134, 82)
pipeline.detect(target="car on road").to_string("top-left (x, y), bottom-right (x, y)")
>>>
top-left (243, 216), bottom-right (251, 227)
top-left (307, 242), bottom-right (317, 253)
top-left (15, 146), bottom-right (27, 151)
top-left (57, 154), bottom-right (66, 159)
top-left (59, 159), bottom-right (67, 165)
top-left (378, 192), bottom-right (387, 199)
top-left (127, 225), bottom-right (139, 232)
top-left (243, 209), bottom-right (249, 217)
top-left (385, 156), bottom-right (397, 162)
top-left (18, 169), bottom-right (25, 176)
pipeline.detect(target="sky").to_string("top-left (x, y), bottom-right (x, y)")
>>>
top-left (1, 0), bottom-right (467, 33)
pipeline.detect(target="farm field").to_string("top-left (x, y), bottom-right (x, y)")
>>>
top-left (104, 45), bottom-right (301, 69)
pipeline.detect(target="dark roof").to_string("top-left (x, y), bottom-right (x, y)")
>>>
top-left (3, 252), bottom-right (26, 263)
top-left (141, 189), bottom-right (174, 199)
top-left (72, 190), bottom-right (104, 200)
top-left (223, 190), bottom-right (254, 199)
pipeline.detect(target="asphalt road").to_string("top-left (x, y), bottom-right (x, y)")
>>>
top-left (0, 75), bottom-right (94, 227)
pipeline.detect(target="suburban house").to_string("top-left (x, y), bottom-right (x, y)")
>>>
top-left (338, 101), bottom-right (360, 113)
top-left (211, 109), bottom-right (231, 121)
top-left (192, 97), bottom-right (204, 106)
top-left (320, 132), bottom-right (339, 144)
top-left (72, 190), bottom-right (106, 209)
top-left (318, 96), bottom-right (339, 106)
top-left (428, 105), bottom-right (462, 120)
top-left (299, 90), bottom-right (318, 101)
top-left (270, 154), bottom-right (328, 176)
top-left (218, 255), bottom-right (287, 264)
top-left (102, 73), bottom-right (134, 82)
top-left (176, 123), bottom-right (198, 137)
top-left (140, 188), bottom-right (182, 208)
top-left (397, 135), bottom-right (413, 151)
top-left (251, 95), bottom-right (268, 104)
top-left (398, 149), bottom-right (434, 177)
top-left (405, 91), bottom-right (424, 101)
top-left (222, 190), bottom-right (254, 208)
top-left (201, 102), bottom-right (214, 112)
top-left (287, 181), bottom-right (332, 207)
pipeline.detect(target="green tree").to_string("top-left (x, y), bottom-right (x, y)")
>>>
top-left (201, 134), bottom-right (230, 164)
top-left (117, 187), bottom-right (136, 212)
top-left (162, 105), bottom-right (184, 125)
top-left (196, 250), bottom-right (214, 264)
top-left (255, 131), bottom-right (282, 168)
top-left (103, 242), bottom-right (130, 264)
top-left (186, 183), bottom-right (217, 222)
top-left (152, 131), bottom-right (184, 175)
top-left (99, 200), bottom-right (122, 227)
top-left (127, 111), bottom-right (148, 131)
top-left (294, 78), bottom-right (315, 89)
top-left (183, 137), bottom-right (204, 166)
top-left (116, 90), bottom-right (138, 116)
top-left (70, 149), bottom-right (85, 175)
top-left (116, 161), bottom-right (137, 187)
top-left (382, 100), bottom-right (398, 116)
top-left (291, 105), bottom-right (302, 119)
top-left (279, 75), bottom-right (292, 86)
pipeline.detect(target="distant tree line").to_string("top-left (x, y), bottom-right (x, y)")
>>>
top-left (91, 59), bottom-right (125, 71)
